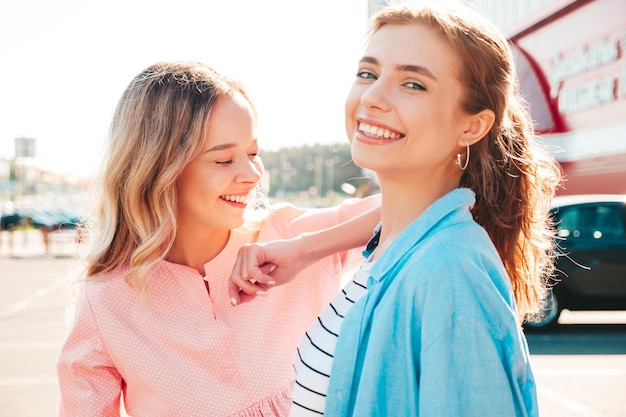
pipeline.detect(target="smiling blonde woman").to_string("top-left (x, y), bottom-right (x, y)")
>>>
top-left (56, 61), bottom-right (381, 417)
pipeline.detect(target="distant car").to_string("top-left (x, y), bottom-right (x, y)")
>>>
top-left (524, 194), bottom-right (626, 329)
top-left (0, 213), bottom-right (23, 231)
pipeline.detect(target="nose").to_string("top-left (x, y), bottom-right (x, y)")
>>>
top-left (359, 79), bottom-right (391, 112)
top-left (236, 159), bottom-right (264, 184)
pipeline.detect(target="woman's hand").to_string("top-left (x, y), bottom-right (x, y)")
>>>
top-left (228, 204), bottom-right (381, 305)
top-left (228, 236), bottom-right (316, 305)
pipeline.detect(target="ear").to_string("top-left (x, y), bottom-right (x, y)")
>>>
top-left (459, 109), bottom-right (495, 147)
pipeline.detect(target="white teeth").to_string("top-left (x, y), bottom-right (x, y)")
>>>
top-left (358, 122), bottom-right (402, 139)
top-left (221, 194), bottom-right (248, 203)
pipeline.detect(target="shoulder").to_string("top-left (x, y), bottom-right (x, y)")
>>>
top-left (83, 266), bottom-right (128, 293)
top-left (393, 217), bottom-right (493, 272)
top-left (386, 221), bottom-right (509, 309)
top-left (261, 195), bottom-right (380, 239)
top-left (78, 264), bottom-right (139, 312)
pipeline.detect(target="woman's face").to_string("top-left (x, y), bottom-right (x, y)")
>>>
top-left (345, 22), bottom-right (471, 185)
top-left (177, 92), bottom-right (264, 232)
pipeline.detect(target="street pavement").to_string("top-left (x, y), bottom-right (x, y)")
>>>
top-left (0, 242), bottom-right (77, 417)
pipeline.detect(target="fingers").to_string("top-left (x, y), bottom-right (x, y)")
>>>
top-left (228, 263), bottom-right (276, 306)
top-left (260, 263), bottom-right (277, 276)
top-left (228, 280), bottom-right (242, 306)
top-left (228, 251), bottom-right (245, 305)
top-left (228, 274), bottom-right (259, 305)
top-left (244, 264), bottom-right (276, 285)
top-left (228, 243), bottom-right (278, 306)
top-left (228, 280), bottom-right (271, 306)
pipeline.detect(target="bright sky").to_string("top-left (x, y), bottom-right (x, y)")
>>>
top-left (0, 0), bottom-right (369, 179)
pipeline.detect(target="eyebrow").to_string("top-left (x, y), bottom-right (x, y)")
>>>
top-left (206, 143), bottom-right (237, 152)
top-left (206, 139), bottom-right (258, 153)
top-left (360, 56), bottom-right (437, 81)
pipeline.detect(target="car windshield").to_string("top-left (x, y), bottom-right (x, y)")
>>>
top-left (556, 204), bottom-right (626, 240)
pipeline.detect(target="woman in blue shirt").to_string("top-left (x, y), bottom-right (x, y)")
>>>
top-left (230, 1), bottom-right (562, 416)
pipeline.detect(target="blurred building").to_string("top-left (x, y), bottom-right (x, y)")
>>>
top-left (477, 0), bottom-right (626, 195)
top-left (368, 0), bottom-right (626, 196)
top-left (1, 138), bottom-right (91, 216)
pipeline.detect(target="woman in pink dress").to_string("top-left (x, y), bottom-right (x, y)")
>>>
top-left (56, 61), bottom-right (380, 417)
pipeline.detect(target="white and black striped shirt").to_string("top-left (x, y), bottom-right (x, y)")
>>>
top-left (290, 261), bottom-right (375, 416)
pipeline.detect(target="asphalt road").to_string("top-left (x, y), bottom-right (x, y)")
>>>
top-left (1, 255), bottom-right (75, 417)
top-left (528, 321), bottom-right (626, 416)
top-left (1, 231), bottom-right (626, 417)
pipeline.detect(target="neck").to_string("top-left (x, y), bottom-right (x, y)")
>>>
top-left (166, 228), bottom-right (230, 275)
top-left (373, 173), bottom-right (460, 260)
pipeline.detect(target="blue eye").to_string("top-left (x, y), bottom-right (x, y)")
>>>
top-left (356, 70), bottom-right (377, 80)
top-left (405, 81), bottom-right (426, 91)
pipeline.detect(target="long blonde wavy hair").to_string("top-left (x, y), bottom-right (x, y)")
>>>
top-left (370, 1), bottom-right (563, 319)
top-left (82, 61), bottom-right (264, 294)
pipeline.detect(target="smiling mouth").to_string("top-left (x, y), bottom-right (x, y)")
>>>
top-left (220, 194), bottom-right (249, 204)
top-left (358, 122), bottom-right (405, 139)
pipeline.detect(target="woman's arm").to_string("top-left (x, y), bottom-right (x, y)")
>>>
top-left (228, 205), bottom-right (381, 305)
top-left (58, 289), bottom-right (123, 416)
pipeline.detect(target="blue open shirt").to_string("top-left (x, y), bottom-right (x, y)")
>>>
top-left (325, 188), bottom-right (538, 417)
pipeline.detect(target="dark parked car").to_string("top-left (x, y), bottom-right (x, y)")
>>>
top-left (525, 194), bottom-right (626, 329)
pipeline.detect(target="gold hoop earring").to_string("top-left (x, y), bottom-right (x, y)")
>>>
top-left (455, 139), bottom-right (470, 171)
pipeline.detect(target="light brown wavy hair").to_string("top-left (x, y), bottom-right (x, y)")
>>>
top-left (82, 61), bottom-right (263, 294)
top-left (370, 1), bottom-right (563, 320)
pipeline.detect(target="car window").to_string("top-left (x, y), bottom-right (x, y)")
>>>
top-left (556, 204), bottom-right (625, 240)
top-left (594, 205), bottom-right (625, 239)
